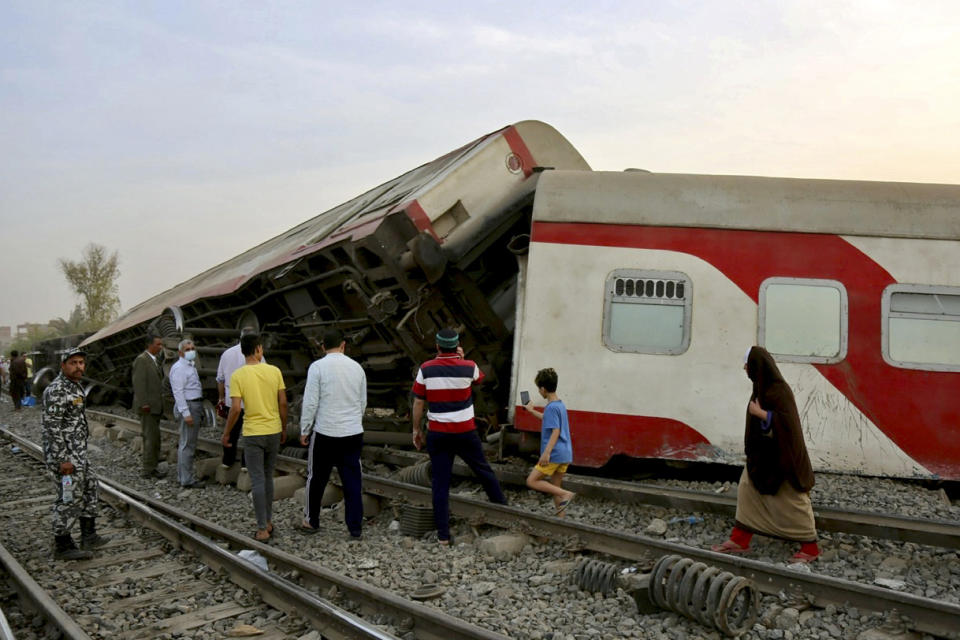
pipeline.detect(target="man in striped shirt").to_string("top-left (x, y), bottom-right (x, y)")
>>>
top-left (412, 328), bottom-right (506, 544)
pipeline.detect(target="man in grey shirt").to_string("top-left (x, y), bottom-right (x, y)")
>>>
top-left (298, 328), bottom-right (367, 539)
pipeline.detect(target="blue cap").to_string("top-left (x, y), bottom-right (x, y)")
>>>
top-left (435, 329), bottom-right (459, 349)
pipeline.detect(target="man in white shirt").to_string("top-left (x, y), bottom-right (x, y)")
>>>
top-left (298, 328), bottom-right (367, 539)
top-left (216, 327), bottom-right (258, 468)
top-left (169, 339), bottom-right (206, 488)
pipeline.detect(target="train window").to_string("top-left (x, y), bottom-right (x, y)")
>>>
top-left (759, 278), bottom-right (847, 364)
top-left (603, 269), bottom-right (692, 355)
top-left (882, 284), bottom-right (960, 371)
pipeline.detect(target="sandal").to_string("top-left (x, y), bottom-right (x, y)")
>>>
top-left (788, 551), bottom-right (819, 564)
top-left (710, 540), bottom-right (750, 554)
top-left (253, 530), bottom-right (272, 542)
top-left (297, 522), bottom-right (320, 535)
top-left (555, 493), bottom-right (576, 516)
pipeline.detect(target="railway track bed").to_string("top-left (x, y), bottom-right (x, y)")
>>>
top-left (4, 404), bottom-right (960, 639)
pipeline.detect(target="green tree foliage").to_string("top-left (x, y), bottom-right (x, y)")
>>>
top-left (49, 305), bottom-right (90, 336)
top-left (58, 243), bottom-right (121, 330)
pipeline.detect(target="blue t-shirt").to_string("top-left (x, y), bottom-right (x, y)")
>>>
top-left (541, 400), bottom-right (573, 463)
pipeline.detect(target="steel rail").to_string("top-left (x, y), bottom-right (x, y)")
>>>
top-left (1, 428), bottom-right (510, 640)
top-left (0, 541), bottom-right (91, 640)
top-left (359, 475), bottom-right (960, 639)
top-left (81, 413), bottom-right (960, 636)
top-left (363, 447), bottom-right (960, 551)
top-left (1, 429), bottom-right (396, 640)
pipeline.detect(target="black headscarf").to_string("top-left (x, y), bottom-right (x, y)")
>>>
top-left (744, 346), bottom-right (815, 494)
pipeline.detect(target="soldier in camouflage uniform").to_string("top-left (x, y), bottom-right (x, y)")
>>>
top-left (42, 347), bottom-right (109, 560)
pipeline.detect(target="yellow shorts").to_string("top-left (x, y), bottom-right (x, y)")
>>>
top-left (534, 462), bottom-right (569, 476)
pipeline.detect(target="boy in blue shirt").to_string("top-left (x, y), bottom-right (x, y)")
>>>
top-left (521, 368), bottom-right (575, 516)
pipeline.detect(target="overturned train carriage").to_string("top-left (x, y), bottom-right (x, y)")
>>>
top-left (79, 121), bottom-right (590, 430)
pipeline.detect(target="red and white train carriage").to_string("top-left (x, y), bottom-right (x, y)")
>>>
top-left (512, 170), bottom-right (960, 480)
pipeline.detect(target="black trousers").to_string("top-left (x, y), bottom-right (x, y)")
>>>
top-left (304, 432), bottom-right (363, 536)
top-left (221, 409), bottom-right (245, 466)
top-left (426, 429), bottom-right (507, 541)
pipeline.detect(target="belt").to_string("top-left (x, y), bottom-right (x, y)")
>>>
top-left (187, 397), bottom-right (203, 402)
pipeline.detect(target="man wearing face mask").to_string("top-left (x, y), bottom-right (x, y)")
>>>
top-left (170, 338), bottom-right (206, 489)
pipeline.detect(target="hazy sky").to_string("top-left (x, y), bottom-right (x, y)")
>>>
top-left (2, 1), bottom-right (958, 330)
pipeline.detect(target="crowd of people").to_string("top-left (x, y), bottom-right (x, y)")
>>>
top-left (18, 327), bottom-right (817, 564)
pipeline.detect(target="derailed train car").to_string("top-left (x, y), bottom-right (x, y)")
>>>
top-left (80, 121), bottom-right (590, 428)
top-left (512, 171), bottom-right (960, 480)
top-left (80, 120), bottom-right (960, 479)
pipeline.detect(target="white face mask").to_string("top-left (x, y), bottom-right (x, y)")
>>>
top-left (184, 350), bottom-right (197, 363)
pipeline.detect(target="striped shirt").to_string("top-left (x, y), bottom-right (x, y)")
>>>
top-left (412, 354), bottom-right (485, 433)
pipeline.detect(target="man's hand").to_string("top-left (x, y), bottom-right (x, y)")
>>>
top-left (300, 434), bottom-right (309, 447)
top-left (140, 404), bottom-right (151, 414)
top-left (184, 414), bottom-right (194, 426)
top-left (59, 461), bottom-right (75, 475)
top-left (221, 431), bottom-right (232, 448)
top-left (412, 429), bottom-right (424, 451)
top-left (537, 452), bottom-right (550, 467)
top-left (280, 428), bottom-right (287, 445)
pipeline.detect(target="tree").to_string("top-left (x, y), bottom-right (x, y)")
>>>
top-left (58, 243), bottom-right (121, 330)
top-left (50, 305), bottom-right (90, 336)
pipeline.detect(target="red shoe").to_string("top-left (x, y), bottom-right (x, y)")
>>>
top-left (711, 540), bottom-right (750, 554)
top-left (788, 550), bottom-right (819, 564)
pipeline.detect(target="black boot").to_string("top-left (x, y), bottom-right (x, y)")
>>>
top-left (54, 534), bottom-right (93, 561)
top-left (79, 517), bottom-right (109, 550)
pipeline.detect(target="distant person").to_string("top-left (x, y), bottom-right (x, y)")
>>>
top-left (0, 356), bottom-right (8, 390)
top-left (216, 326), bottom-right (259, 468)
top-left (132, 334), bottom-right (166, 479)
top-left (411, 329), bottom-right (507, 545)
top-left (9, 350), bottom-right (27, 410)
top-left (221, 333), bottom-right (287, 542)
top-left (24, 353), bottom-right (34, 397)
top-left (298, 328), bottom-right (367, 539)
top-left (42, 348), bottom-right (109, 560)
top-left (711, 346), bottom-right (819, 563)
top-left (521, 368), bottom-right (575, 516)
top-left (169, 338), bottom-right (206, 489)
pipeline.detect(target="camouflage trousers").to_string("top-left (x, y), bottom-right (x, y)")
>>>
top-left (50, 466), bottom-right (98, 536)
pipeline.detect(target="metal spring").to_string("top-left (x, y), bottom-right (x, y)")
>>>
top-left (572, 558), bottom-right (621, 594)
top-left (397, 461), bottom-right (432, 487)
top-left (649, 555), bottom-right (759, 638)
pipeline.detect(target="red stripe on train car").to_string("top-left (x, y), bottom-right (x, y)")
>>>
top-left (531, 221), bottom-right (960, 478)
top-left (515, 407), bottom-right (711, 467)
top-left (503, 126), bottom-right (536, 178)
top-left (404, 201), bottom-right (440, 242)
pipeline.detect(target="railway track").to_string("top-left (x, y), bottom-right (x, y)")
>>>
top-left (88, 409), bottom-right (960, 552)
top-left (364, 447), bottom-right (960, 551)
top-left (0, 428), bottom-right (510, 640)
top-left (81, 410), bottom-right (960, 638)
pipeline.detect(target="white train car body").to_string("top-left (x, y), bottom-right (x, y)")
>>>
top-left (513, 171), bottom-right (960, 480)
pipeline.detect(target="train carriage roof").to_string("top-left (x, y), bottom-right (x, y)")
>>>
top-left (82, 120), bottom-right (587, 345)
top-left (533, 171), bottom-right (960, 240)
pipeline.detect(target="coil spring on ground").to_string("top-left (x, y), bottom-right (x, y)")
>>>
top-left (572, 558), bottom-right (621, 594)
top-left (649, 555), bottom-right (759, 637)
top-left (397, 461), bottom-right (432, 487)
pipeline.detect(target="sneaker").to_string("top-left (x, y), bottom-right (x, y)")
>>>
top-left (182, 480), bottom-right (207, 489)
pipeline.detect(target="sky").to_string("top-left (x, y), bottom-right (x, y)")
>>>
top-left (1, 0), bottom-right (959, 330)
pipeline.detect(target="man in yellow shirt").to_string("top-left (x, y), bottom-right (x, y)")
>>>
top-left (222, 333), bottom-right (287, 542)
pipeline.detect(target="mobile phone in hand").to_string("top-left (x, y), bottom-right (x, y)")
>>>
top-left (520, 390), bottom-right (530, 405)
